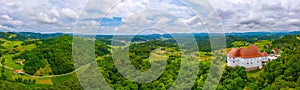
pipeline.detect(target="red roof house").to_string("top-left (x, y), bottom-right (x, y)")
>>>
top-left (228, 45), bottom-right (268, 58)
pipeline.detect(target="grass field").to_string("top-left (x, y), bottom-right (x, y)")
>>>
top-left (247, 69), bottom-right (264, 78)
top-left (3, 55), bottom-right (23, 70)
top-left (0, 66), bottom-right (14, 79)
top-left (8, 34), bottom-right (17, 39)
top-left (0, 39), bottom-right (57, 86)
top-left (36, 78), bottom-right (53, 85)
top-left (1, 39), bottom-right (37, 70)
top-left (232, 41), bottom-right (251, 48)
top-left (1, 40), bottom-right (22, 49)
top-left (255, 40), bottom-right (272, 50)
top-left (51, 75), bottom-right (72, 85)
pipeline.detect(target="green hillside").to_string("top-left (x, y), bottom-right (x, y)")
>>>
top-left (0, 32), bottom-right (299, 89)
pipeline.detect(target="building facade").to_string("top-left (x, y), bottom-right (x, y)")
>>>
top-left (227, 45), bottom-right (277, 72)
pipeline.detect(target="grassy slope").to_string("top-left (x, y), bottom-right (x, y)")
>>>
top-left (0, 39), bottom-right (75, 86)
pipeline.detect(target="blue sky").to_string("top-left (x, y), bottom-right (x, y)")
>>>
top-left (0, 0), bottom-right (299, 34)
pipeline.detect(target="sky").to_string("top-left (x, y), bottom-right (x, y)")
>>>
top-left (0, 0), bottom-right (299, 34)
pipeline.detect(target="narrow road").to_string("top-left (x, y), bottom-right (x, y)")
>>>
top-left (0, 63), bottom-right (14, 70)
top-left (0, 63), bottom-right (90, 78)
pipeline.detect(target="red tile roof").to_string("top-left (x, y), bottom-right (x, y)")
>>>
top-left (273, 48), bottom-right (279, 52)
top-left (228, 48), bottom-right (240, 58)
top-left (261, 51), bottom-right (269, 56)
top-left (228, 45), bottom-right (265, 58)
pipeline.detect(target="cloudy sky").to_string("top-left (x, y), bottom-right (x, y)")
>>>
top-left (0, 0), bottom-right (299, 34)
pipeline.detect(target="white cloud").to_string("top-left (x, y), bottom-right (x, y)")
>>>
top-left (0, 14), bottom-right (23, 26)
top-left (210, 0), bottom-right (300, 32)
top-left (80, 0), bottom-right (119, 18)
top-left (49, 8), bottom-right (60, 17)
top-left (0, 0), bottom-right (86, 32)
top-left (62, 8), bottom-right (78, 19)
top-left (8, 20), bottom-right (22, 26)
top-left (1, 15), bottom-right (13, 20)
top-left (0, 0), bottom-right (300, 33)
top-left (0, 24), bottom-right (15, 31)
top-left (37, 12), bottom-right (58, 24)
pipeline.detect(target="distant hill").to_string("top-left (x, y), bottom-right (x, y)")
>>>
top-left (14, 32), bottom-right (65, 39)
top-left (0, 32), bottom-right (65, 41)
top-left (1, 31), bottom-right (299, 41)
top-left (225, 31), bottom-right (300, 37)
top-left (0, 32), bottom-right (29, 40)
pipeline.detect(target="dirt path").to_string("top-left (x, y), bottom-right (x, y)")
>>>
top-left (0, 63), bottom-right (90, 78)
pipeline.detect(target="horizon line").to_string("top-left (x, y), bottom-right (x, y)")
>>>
top-left (0, 30), bottom-right (299, 35)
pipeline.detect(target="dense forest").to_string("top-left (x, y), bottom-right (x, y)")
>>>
top-left (12, 36), bottom-right (74, 75)
top-left (12, 35), bottom-right (111, 75)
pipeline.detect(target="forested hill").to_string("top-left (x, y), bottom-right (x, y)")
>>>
top-left (217, 34), bottom-right (300, 90)
top-left (13, 35), bottom-right (74, 75)
top-left (12, 35), bottom-right (111, 75)
top-left (95, 34), bottom-right (300, 89)
top-left (0, 32), bottom-right (29, 40)
top-left (0, 32), bottom-right (65, 41)
top-left (15, 32), bottom-right (64, 39)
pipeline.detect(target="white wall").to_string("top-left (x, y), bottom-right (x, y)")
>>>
top-left (227, 57), bottom-right (262, 69)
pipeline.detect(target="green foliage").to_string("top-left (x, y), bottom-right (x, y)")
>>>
top-left (14, 35), bottom-right (74, 75)
top-left (0, 80), bottom-right (29, 90)
top-left (217, 66), bottom-right (247, 90)
top-left (128, 40), bottom-right (178, 71)
top-left (21, 40), bottom-right (38, 46)
top-left (38, 75), bottom-right (82, 90)
top-left (98, 39), bottom-right (213, 89)
top-left (217, 34), bottom-right (300, 90)
top-left (95, 40), bottom-right (111, 56)
top-left (0, 32), bottom-right (29, 41)
top-left (1, 33), bottom-right (300, 89)
top-left (51, 75), bottom-right (72, 85)
top-left (232, 41), bottom-right (250, 47)
top-left (0, 41), bottom-right (4, 45)
top-left (0, 74), bottom-right (7, 80)
top-left (0, 58), bottom-right (4, 64)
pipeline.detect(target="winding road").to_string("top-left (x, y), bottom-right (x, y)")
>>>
top-left (0, 63), bottom-right (90, 78)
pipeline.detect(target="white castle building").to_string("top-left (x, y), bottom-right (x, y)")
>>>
top-left (227, 45), bottom-right (278, 71)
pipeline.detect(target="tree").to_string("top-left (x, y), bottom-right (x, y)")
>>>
top-left (0, 58), bottom-right (4, 64)
top-left (28, 79), bottom-right (32, 84)
top-left (32, 79), bottom-right (36, 84)
top-left (15, 78), bottom-right (23, 82)
top-left (0, 74), bottom-right (7, 80)
top-left (1, 66), bottom-right (4, 73)
top-left (23, 79), bottom-right (28, 84)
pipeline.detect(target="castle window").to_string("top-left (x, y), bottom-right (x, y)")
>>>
top-left (247, 62), bottom-right (249, 64)
top-left (257, 61), bottom-right (259, 63)
top-left (251, 62), bottom-right (253, 64)
top-left (233, 61), bottom-right (235, 63)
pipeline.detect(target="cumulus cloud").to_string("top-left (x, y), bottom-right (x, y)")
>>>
top-left (37, 12), bottom-right (58, 24)
top-left (210, 0), bottom-right (300, 32)
top-left (1, 15), bottom-right (13, 20)
top-left (0, 14), bottom-right (23, 28)
top-left (62, 8), bottom-right (78, 19)
top-left (0, 0), bottom-right (299, 33)
top-left (0, 0), bottom-right (86, 32)
top-left (49, 8), bottom-right (60, 17)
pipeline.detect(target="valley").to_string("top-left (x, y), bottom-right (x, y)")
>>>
top-left (0, 32), bottom-right (299, 89)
